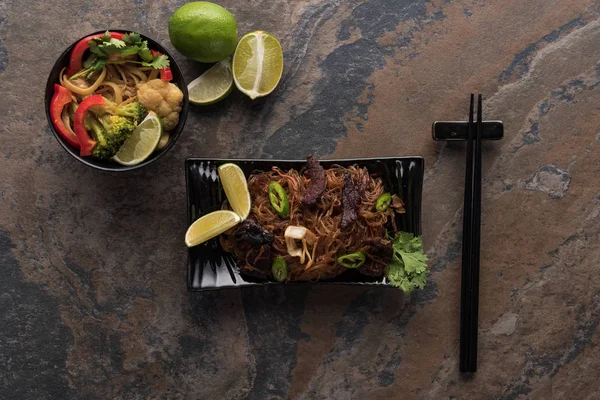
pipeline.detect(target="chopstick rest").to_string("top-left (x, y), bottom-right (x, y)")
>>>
top-left (431, 121), bottom-right (503, 141)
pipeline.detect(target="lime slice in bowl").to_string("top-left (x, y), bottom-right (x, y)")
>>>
top-left (113, 111), bottom-right (162, 166)
top-left (188, 58), bottom-right (234, 105)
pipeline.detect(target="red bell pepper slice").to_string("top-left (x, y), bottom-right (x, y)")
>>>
top-left (160, 67), bottom-right (173, 81)
top-left (50, 84), bottom-right (80, 149)
top-left (74, 94), bottom-right (105, 156)
top-left (66, 32), bottom-right (124, 77)
top-left (150, 50), bottom-right (173, 82)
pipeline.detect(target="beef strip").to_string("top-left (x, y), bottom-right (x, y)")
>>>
top-left (360, 168), bottom-right (370, 192)
top-left (341, 172), bottom-right (360, 229)
top-left (241, 264), bottom-right (268, 279)
top-left (247, 245), bottom-right (272, 271)
top-left (235, 219), bottom-right (274, 247)
top-left (359, 237), bottom-right (393, 277)
top-left (359, 262), bottom-right (384, 277)
top-left (235, 220), bottom-right (274, 273)
top-left (302, 155), bottom-right (326, 206)
top-left (363, 237), bottom-right (393, 262)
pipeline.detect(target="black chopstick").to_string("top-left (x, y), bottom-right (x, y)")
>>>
top-left (459, 94), bottom-right (483, 373)
top-left (468, 94), bottom-right (483, 372)
top-left (459, 94), bottom-right (475, 373)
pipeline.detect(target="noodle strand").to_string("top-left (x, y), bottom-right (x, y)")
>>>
top-left (60, 67), bottom-right (107, 96)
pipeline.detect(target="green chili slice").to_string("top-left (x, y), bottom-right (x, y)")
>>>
top-left (337, 251), bottom-right (366, 268)
top-left (375, 192), bottom-right (392, 212)
top-left (272, 257), bottom-right (288, 282)
top-left (268, 181), bottom-right (290, 218)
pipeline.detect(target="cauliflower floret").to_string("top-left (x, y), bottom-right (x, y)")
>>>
top-left (136, 79), bottom-right (184, 131)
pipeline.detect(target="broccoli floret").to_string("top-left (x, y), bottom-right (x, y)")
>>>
top-left (114, 102), bottom-right (147, 124)
top-left (99, 114), bottom-right (136, 139)
top-left (85, 114), bottom-right (136, 160)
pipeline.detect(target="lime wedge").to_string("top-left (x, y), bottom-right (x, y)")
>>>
top-left (232, 31), bottom-right (283, 99)
top-left (218, 163), bottom-right (251, 220)
top-left (185, 210), bottom-right (241, 247)
top-left (188, 59), bottom-right (234, 105)
top-left (113, 112), bottom-right (162, 166)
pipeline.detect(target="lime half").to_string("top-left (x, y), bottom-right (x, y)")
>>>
top-left (232, 31), bottom-right (283, 99)
top-left (113, 111), bottom-right (162, 166)
top-left (188, 58), bottom-right (234, 105)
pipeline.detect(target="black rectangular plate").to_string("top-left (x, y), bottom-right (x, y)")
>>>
top-left (186, 157), bottom-right (424, 291)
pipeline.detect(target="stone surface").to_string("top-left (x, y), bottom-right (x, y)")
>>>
top-left (1, 0), bottom-right (599, 399)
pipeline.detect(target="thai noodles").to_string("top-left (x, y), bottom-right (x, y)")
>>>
top-left (221, 157), bottom-right (405, 281)
top-left (49, 31), bottom-right (183, 163)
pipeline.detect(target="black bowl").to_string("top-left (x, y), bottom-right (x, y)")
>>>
top-left (45, 30), bottom-right (189, 171)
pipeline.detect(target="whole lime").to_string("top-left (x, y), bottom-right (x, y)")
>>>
top-left (168, 2), bottom-right (238, 63)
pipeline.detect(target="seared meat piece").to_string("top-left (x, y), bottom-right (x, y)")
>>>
top-left (391, 194), bottom-right (406, 214)
top-left (236, 220), bottom-right (273, 272)
top-left (241, 265), bottom-right (268, 279)
top-left (359, 262), bottom-right (384, 277)
top-left (302, 155), bottom-right (326, 206)
top-left (359, 168), bottom-right (370, 192)
top-left (360, 237), bottom-right (393, 277)
top-left (236, 219), bottom-right (274, 247)
top-left (363, 237), bottom-right (393, 263)
top-left (341, 172), bottom-right (360, 229)
top-left (247, 245), bottom-right (272, 271)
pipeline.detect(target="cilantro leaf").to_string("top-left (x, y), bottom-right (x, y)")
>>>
top-left (138, 47), bottom-right (153, 63)
top-left (88, 34), bottom-right (126, 57)
top-left (122, 32), bottom-right (154, 62)
top-left (82, 54), bottom-right (97, 69)
top-left (394, 232), bottom-right (423, 253)
top-left (140, 54), bottom-right (170, 69)
top-left (400, 251), bottom-right (428, 274)
top-left (411, 271), bottom-right (428, 289)
top-left (122, 32), bottom-right (142, 45)
top-left (385, 232), bottom-right (429, 294)
top-left (90, 31), bottom-right (112, 44)
top-left (85, 58), bottom-right (107, 77)
top-left (69, 54), bottom-right (107, 80)
top-left (118, 45), bottom-right (142, 56)
top-left (387, 261), bottom-right (413, 293)
top-left (396, 231), bottom-right (415, 244)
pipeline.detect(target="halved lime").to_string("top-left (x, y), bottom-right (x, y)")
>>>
top-left (188, 58), bottom-right (234, 105)
top-left (113, 111), bottom-right (162, 166)
top-left (232, 31), bottom-right (283, 99)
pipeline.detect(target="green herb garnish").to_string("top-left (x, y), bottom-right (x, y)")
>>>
top-left (71, 31), bottom-right (170, 80)
top-left (386, 232), bottom-right (429, 293)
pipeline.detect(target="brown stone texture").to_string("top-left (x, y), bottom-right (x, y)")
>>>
top-left (1, 0), bottom-right (599, 399)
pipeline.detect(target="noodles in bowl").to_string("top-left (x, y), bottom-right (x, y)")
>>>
top-left (61, 61), bottom-right (156, 106)
top-left (46, 30), bottom-right (186, 168)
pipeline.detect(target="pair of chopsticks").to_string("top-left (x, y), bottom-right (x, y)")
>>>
top-left (459, 94), bottom-right (482, 373)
